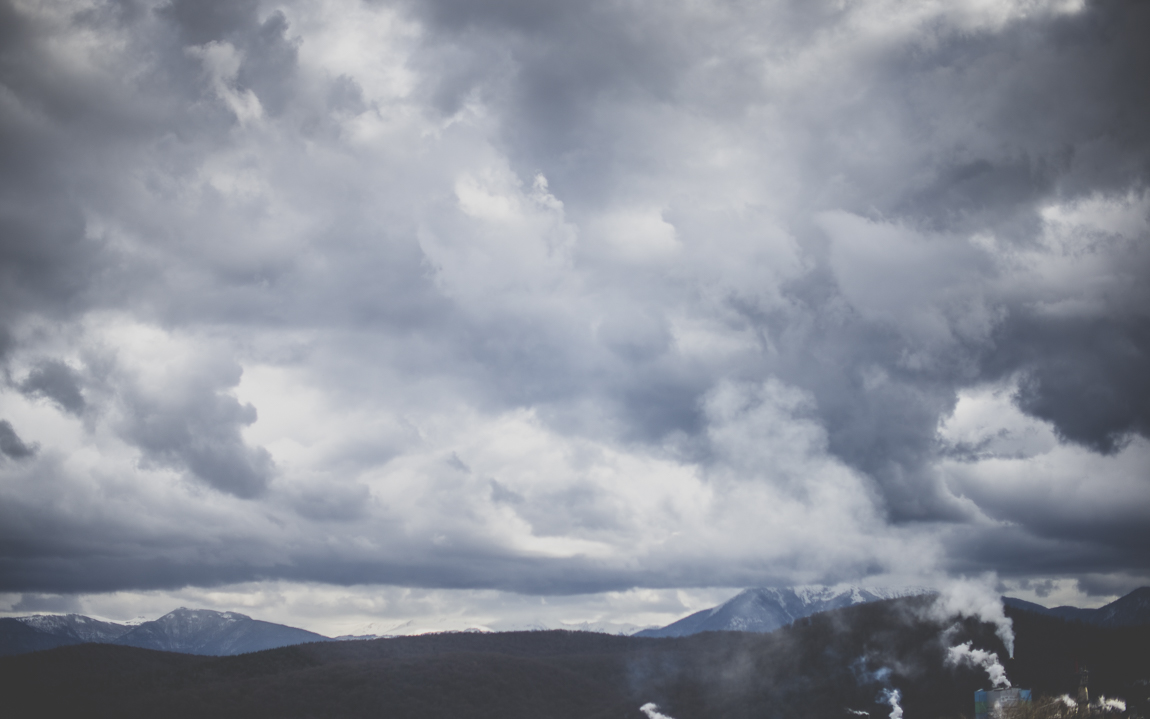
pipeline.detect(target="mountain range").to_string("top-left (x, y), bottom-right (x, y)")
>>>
top-left (4, 585), bottom-right (1148, 658)
top-left (0, 607), bottom-right (327, 657)
top-left (1003, 587), bottom-right (1150, 627)
top-left (2, 586), bottom-right (916, 656)
top-left (5, 594), bottom-right (1150, 719)
top-left (635, 585), bottom-right (932, 637)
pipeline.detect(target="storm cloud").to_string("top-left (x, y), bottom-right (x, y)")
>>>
top-left (0, 0), bottom-right (1147, 620)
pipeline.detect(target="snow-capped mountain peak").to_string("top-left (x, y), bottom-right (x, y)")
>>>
top-left (114, 608), bottom-right (328, 655)
top-left (4, 608), bottom-right (331, 657)
top-left (635, 585), bottom-right (934, 638)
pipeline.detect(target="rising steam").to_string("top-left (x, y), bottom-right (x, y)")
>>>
top-left (933, 576), bottom-right (1016, 658)
top-left (1054, 695), bottom-right (1126, 714)
top-left (853, 657), bottom-right (903, 718)
top-left (880, 688), bottom-right (904, 719)
top-left (946, 641), bottom-right (1011, 689)
top-left (1096, 697), bottom-right (1126, 713)
top-left (640, 703), bottom-right (676, 719)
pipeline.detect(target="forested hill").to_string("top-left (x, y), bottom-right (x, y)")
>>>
top-left (2, 596), bottom-right (1147, 719)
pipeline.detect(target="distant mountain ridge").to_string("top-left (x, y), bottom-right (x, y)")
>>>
top-left (18, 594), bottom-right (1149, 719)
top-left (635, 586), bottom-right (933, 638)
top-left (114, 607), bottom-right (329, 655)
top-left (16, 613), bottom-right (133, 643)
top-left (8, 586), bottom-right (1145, 658)
top-left (3, 608), bottom-right (328, 657)
top-left (1003, 587), bottom-right (1150, 627)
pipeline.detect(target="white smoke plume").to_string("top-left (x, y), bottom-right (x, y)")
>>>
top-left (946, 641), bottom-right (1011, 689)
top-left (1056, 695), bottom-right (1078, 710)
top-left (1095, 697), bottom-right (1126, 713)
top-left (881, 688), bottom-right (904, 719)
top-left (933, 576), bottom-right (1016, 657)
top-left (640, 703), bottom-right (676, 719)
top-left (852, 658), bottom-right (894, 686)
top-left (847, 709), bottom-right (871, 716)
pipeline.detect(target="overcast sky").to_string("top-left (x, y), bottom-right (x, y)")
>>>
top-left (0, 0), bottom-right (1147, 635)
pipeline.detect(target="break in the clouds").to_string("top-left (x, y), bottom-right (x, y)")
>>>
top-left (0, 0), bottom-right (1148, 621)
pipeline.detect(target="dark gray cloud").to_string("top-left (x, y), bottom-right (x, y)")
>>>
top-left (9, 592), bottom-right (83, 614)
top-left (989, 314), bottom-right (1150, 454)
top-left (1075, 573), bottom-right (1149, 598)
top-left (119, 371), bottom-right (274, 499)
top-left (0, 420), bottom-right (35, 459)
top-left (0, 0), bottom-right (1146, 611)
top-left (19, 360), bottom-right (86, 415)
top-left (161, 0), bottom-right (257, 43)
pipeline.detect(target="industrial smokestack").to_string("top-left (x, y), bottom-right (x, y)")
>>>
top-left (1077, 668), bottom-right (1089, 716)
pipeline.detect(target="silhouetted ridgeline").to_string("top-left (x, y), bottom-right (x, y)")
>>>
top-left (2, 596), bottom-right (1147, 719)
top-left (1004, 588), bottom-right (1150, 628)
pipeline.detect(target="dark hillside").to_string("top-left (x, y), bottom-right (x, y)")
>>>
top-left (0, 618), bottom-right (82, 656)
top-left (1005, 604), bottom-right (1150, 713)
top-left (2, 597), bottom-right (1146, 719)
top-left (0, 634), bottom-right (647, 719)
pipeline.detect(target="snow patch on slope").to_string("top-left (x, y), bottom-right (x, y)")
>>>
top-left (637, 585), bottom-right (933, 637)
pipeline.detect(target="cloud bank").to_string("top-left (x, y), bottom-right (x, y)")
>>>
top-left (0, 0), bottom-right (1147, 616)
